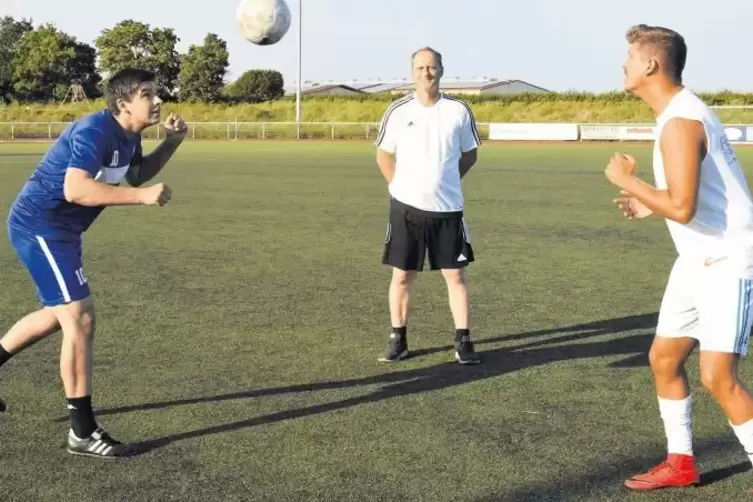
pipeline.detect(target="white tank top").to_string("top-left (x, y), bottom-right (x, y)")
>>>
top-left (653, 88), bottom-right (753, 274)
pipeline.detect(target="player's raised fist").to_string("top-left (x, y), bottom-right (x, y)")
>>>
top-left (605, 152), bottom-right (637, 185)
top-left (139, 183), bottom-right (172, 207)
top-left (164, 113), bottom-right (188, 138)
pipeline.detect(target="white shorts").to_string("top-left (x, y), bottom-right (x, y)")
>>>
top-left (657, 255), bottom-right (753, 355)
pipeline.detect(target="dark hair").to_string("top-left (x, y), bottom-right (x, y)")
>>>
top-left (626, 24), bottom-right (687, 83)
top-left (105, 68), bottom-right (156, 115)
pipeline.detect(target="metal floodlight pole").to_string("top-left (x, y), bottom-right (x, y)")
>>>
top-left (295, 0), bottom-right (302, 139)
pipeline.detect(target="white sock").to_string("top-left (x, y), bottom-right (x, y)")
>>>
top-left (658, 396), bottom-right (693, 455)
top-left (730, 418), bottom-right (753, 465)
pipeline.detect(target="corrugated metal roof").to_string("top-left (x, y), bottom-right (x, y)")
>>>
top-left (357, 83), bottom-right (409, 92)
top-left (442, 80), bottom-right (509, 89)
top-left (282, 78), bottom-right (548, 94)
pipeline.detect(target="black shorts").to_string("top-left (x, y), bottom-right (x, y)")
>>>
top-left (382, 198), bottom-right (474, 271)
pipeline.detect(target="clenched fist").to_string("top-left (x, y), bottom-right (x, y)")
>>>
top-left (139, 183), bottom-right (172, 207)
top-left (605, 152), bottom-right (638, 187)
top-left (164, 113), bottom-right (188, 139)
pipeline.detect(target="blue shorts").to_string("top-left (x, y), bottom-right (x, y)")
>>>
top-left (8, 225), bottom-right (90, 307)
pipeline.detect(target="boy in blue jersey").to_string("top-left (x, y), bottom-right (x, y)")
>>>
top-left (0, 68), bottom-right (187, 458)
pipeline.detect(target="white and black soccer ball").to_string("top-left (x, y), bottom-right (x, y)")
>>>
top-left (236, 0), bottom-right (292, 46)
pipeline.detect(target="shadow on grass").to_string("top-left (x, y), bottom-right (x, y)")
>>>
top-left (80, 313), bottom-right (661, 456)
top-left (67, 311), bottom-right (750, 491)
top-left (472, 434), bottom-right (750, 501)
top-left (68, 313), bottom-right (656, 422)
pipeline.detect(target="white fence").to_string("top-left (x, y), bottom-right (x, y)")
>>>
top-left (487, 123), bottom-right (753, 144)
top-left (2, 121), bottom-right (753, 144)
top-left (0, 122), bottom-right (386, 141)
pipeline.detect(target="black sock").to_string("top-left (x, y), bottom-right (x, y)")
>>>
top-left (0, 344), bottom-right (12, 368)
top-left (455, 328), bottom-right (470, 341)
top-left (67, 396), bottom-right (98, 438)
top-left (392, 326), bottom-right (407, 338)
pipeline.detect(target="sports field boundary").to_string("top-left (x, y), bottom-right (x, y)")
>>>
top-left (4, 138), bottom-right (751, 147)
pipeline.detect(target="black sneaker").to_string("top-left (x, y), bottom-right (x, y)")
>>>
top-left (378, 332), bottom-right (408, 362)
top-left (454, 335), bottom-right (480, 365)
top-left (0, 396), bottom-right (5, 412)
top-left (67, 427), bottom-right (134, 458)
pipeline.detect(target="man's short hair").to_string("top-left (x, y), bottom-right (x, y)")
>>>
top-left (411, 46), bottom-right (443, 70)
top-left (104, 68), bottom-right (156, 115)
top-left (626, 24), bottom-right (687, 83)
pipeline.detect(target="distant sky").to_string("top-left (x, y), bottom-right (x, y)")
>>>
top-left (2, 0), bottom-right (752, 92)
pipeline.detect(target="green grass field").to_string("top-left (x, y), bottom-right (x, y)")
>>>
top-left (1, 141), bottom-right (753, 501)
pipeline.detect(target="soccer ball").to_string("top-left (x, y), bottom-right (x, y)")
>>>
top-left (236, 0), bottom-right (292, 46)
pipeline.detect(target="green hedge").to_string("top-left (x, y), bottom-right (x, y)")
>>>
top-left (1, 91), bottom-right (752, 124)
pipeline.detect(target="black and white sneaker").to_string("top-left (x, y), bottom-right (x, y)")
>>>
top-left (67, 427), bottom-right (133, 458)
top-left (454, 336), bottom-right (480, 365)
top-left (378, 332), bottom-right (408, 362)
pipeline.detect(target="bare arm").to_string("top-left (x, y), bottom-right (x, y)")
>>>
top-left (64, 168), bottom-right (145, 206)
top-left (617, 119), bottom-right (705, 224)
top-left (126, 137), bottom-right (183, 187)
top-left (126, 114), bottom-right (187, 187)
top-left (376, 148), bottom-right (396, 184)
top-left (459, 148), bottom-right (477, 179)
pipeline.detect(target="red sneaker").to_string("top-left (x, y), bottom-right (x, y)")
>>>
top-left (624, 454), bottom-right (700, 490)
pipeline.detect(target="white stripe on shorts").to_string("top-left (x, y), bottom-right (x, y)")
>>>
top-left (35, 236), bottom-right (71, 303)
top-left (736, 280), bottom-right (753, 353)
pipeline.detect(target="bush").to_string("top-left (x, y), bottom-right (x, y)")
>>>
top-left (1, 91), bottom-right (752, 124)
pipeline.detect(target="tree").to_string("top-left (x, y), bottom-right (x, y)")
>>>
top-left (177, 33), bottom-right (229, 103)
top-left (95, 20), bottom-right (180, 99)
top-left (65, 42), bottom-right (101, 98)
top-left (224, 69), bottom-right (284, 102)
top-left (12, 24), bottom-right (100, 101)
top-left (0, 16), bottom-right (33, 101)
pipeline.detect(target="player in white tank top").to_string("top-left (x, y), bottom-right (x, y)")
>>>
top-left (605, 25), bottom-right (753, 491)
top-left (653, 89), bottom-right (753, 269)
